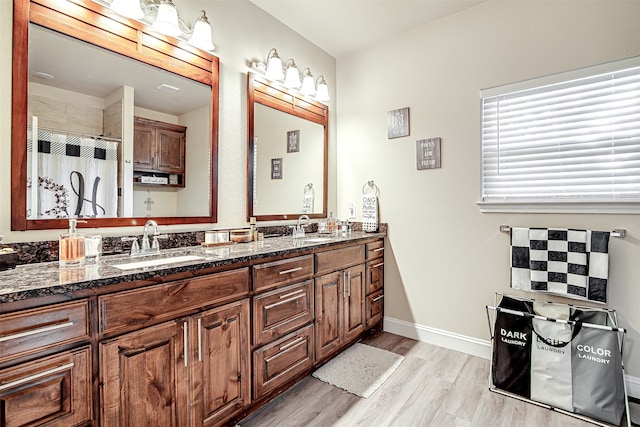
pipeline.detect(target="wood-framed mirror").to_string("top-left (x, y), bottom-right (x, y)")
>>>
top-left (247, 73), bottom-right (328, 221)
top-left (11, 0), bottom-right (219, 230)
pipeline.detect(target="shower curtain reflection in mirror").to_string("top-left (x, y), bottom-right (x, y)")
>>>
top-left (26, 126), bottom-right (119, 219)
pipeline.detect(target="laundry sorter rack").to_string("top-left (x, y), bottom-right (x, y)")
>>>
top-left (486, 293), bottom-right (630, 427)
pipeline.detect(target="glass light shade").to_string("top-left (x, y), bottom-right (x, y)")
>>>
top-left (189, 11), bottom-right (215, 51)
top-left (284, 63), bottom-right (300, 88)
top-left (265, 49), bottom-right (284, 81)
top-left (315, 76), bottom-right (330, 102)
top-left (153, 0), bottom-right (181, 37)
top-left (111, 0), bottom-right (144, 19)
top-left (300, 74), bottom-right (316, 96)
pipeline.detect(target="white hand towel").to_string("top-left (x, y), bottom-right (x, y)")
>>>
top-left (362, 194), bottom-right (378, 232)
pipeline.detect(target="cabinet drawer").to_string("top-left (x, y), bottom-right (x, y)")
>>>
top-left (99, 268), bottom-right (249, 335)
top-left (0, 346), bottom-right (92, 427)
top-left (253, 280), bottom-right (314, 346)
top-left (253, 324), bottom-right (314, 399)
top-left (315, 245), bottom-right (365, 275)
top-left (366, 240), bottom-right (384, 260)
top-left (0, 300), bottom-right (89, 364)
top-left (366, 258), bottom-right (384, 294)
top-left (366, 290), bottom-right (384, 329)
top-left (253, 255), bottom-right (313, 292)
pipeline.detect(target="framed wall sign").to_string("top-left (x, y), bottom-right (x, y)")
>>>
top-left (287, 129), bottom-right (300, 153)
top-left (416, 137), bottom-right (441, 169)
top-left (387, 107), bottom-right (410, 139)
top-left (271, 158), bottom-right (283, 179)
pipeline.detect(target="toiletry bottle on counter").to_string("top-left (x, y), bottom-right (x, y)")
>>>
top-left (327, 212), bottom-right (335, 233)
top-left (59, 219), bottom-right (85, 266)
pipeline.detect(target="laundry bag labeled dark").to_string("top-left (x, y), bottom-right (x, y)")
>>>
top-left (530, 303), bottom-right (573, 411)
top-left (492, 296), bottom-right (532, 398)
top-left (571, 325), bottom-right (625, 425)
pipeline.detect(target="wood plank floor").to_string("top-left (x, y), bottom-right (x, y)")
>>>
top-left (237, 331), bottom-right (627, 427)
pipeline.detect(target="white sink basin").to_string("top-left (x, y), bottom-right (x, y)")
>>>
top-left (112, 255), bottom-right (205, 270)
top-left (304, 237), bottom-right (334, 243)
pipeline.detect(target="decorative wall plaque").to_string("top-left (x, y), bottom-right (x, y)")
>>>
top-left (287, 129), bottom-right (300, 153)
top-left (271, 158), bottom-right (283, 179)
top-left (416, 138), bottom-right (441, 170)
top-left (387, 107), bottom-right (410, 139)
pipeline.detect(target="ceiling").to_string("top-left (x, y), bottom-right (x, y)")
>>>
top-left (249, 0), bottom-right (485, 58)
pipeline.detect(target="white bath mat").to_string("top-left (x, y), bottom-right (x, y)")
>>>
top-left (312, 343), bottom-right (404, 398)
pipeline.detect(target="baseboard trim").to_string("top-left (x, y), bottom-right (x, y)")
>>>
top-left (383, 316), bottom-right (640, 399)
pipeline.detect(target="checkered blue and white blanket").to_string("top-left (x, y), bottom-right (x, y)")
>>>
top-left (510, 228), bottom-right (610, 303)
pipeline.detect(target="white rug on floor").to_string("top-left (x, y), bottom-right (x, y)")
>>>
top-left (312, 343), bottom-right (404, 398)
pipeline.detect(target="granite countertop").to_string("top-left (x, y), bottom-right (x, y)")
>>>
top-left (0, 232), bottom-right (385, 304)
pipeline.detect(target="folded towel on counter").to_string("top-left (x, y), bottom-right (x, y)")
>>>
top-left (511, 227), bottom-right (610, 303)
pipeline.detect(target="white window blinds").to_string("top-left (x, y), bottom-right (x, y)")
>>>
top-left (481, 57), bottom-right (640, 206)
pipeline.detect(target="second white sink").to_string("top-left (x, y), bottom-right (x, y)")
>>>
top-left (112, 255), bottom-right (205, 270)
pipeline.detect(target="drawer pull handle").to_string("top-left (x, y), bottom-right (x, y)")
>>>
top-left (0, 362), bottom-right (74, 391)
top-left (372, 295), bottom-right (384, 302)
top-left (372, 262), bottom-right (384, 268)
top-left (347, 271), bottom-right (351, 297)
top-left (0, 321), bottom-right (74, 343)
top-left (342, 271), bottom-right (347, 297)
top-left (279, 289), bottom-right (306, 299)
top-left (278, 267), bottom-right (303, 275)
top-left (183, 321), bottom-right (188, 367)
top-left (279, 337), bottom-right (305, 352)
top-left (373, 247), bottom-right (384, 253)
top-left (197, 318), bottom-right (202, 362)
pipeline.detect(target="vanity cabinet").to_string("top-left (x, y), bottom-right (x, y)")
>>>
top-left (99, 269), bottom-right (251, 427)
top-left (315, 245), bottom-right (366, 361)
top-left (251, 255), bottom-right (315, 400)
top-left (365, 240), bottom-right (385, 328)
top-left (133, 116), bottom-right (186, 186)
top-left (0, 300), bottom-right (92, 427)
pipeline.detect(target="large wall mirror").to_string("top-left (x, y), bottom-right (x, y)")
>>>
top-left (11, 0), bottom-right (219, 230)
top-left (247, 73), bottom-right (328, 221)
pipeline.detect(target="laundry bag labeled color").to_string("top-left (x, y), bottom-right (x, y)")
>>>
top-left (571, 325), bottom-right (625, 425)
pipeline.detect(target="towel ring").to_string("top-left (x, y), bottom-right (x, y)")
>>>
top-left (362, 180), bottom-right (380, 197)
top-left (303, 183), bottom-right (315, 197)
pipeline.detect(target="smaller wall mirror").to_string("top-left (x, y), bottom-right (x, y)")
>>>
top-left (247, 73), bottom-right (328, 221)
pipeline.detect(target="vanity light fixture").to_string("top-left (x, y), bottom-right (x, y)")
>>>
top-left (284, 59), bottom-right (301, 89)
top-left (315, 75), bottom-right (330, 102)
top-left (250, 52), bottom-right (330, 103)
top-left (265, 48), bottom-right (284, 81)
top-left (300, 68), bottom-right (316, 96)
top-left (188, 11), bottom-right (215, 51)
top-left (105, 0), bottom-right (216, 52)
top-left (152, 0), bottom-right (181, 37)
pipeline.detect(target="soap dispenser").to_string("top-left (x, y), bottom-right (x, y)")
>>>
top-left (59, 219), bottom-right (85, 266)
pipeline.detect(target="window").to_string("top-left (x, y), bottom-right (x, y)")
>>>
top-left (479, 56), bottom-right (640, 213)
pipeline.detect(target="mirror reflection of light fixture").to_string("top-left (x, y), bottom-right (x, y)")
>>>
top-left (107, 0), bottom-right (215, 52)
top-left (284, 59), bottom-right (301, 89)
top-left (110, 0), bottom-right (144, 19)
top-left (315, 75), bottom-right (330, 102)
top-left (300, 68), bottom-right (315, 96)
top-left (265, 48), bottom-right (284, 81)
top-left (189, 11), bottom-right (215, 51)
top-left (153, 0), bottom-right (181, 37)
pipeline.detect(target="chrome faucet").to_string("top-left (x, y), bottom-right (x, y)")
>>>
top-left (141, 219), bottom-right (167, 252)
top-left (292, 215), bottom-right (310, 238)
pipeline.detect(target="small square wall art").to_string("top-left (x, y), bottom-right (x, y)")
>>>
top-left (387, 107), bottom-right (410, 139)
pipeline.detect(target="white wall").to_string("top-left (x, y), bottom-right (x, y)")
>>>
top-left (336, 0), bottom-right (640, 386)
top-left (0, 0), bottom-right (336, 241)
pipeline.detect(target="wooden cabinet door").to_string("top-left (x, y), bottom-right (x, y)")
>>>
top-left (0, 346), bottom-right (92, 427)
top-left (191, 299), bottom-right (250, 427)
top-left (100, 320), bottom-right (189, 427)
top-left (314, 272), bottom-right (342, 361)
top-left (133, 123), bottom-right (156, 171)
top-left (343, 264), bottom-right (365, 343)
top-left (157, 128), bottom-right (185, 173)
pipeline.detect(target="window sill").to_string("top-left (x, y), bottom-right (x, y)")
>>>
top-left (476, 200), bottom-right (640, 215)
